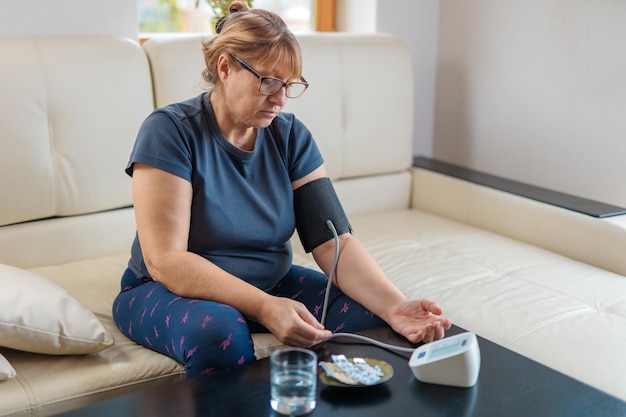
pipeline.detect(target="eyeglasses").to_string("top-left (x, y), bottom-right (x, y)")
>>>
top-left (229, 54), bottom-right (309, 99)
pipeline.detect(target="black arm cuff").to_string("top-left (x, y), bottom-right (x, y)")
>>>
top-left (293, 177), bottom-right (352, 253)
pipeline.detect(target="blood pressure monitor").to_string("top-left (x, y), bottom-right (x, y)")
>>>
top-left (409, 332), bottom-right (481, 387)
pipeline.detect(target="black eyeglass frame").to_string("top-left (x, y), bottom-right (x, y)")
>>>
top-left (229, 53), bottom-right (309, 99)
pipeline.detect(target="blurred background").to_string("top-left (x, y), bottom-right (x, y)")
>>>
top-left (137, 0), bottom-right (313, 34)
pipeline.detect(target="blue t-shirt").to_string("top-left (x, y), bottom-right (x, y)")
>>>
top-left (126, 93), bottom-right (324, 291)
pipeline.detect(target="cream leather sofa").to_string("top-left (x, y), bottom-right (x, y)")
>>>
top-left (1, 33), bottom-right (626, 416)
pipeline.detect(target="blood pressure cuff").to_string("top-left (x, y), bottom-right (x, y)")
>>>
top-left (293, 177), bottom-right (352, 253)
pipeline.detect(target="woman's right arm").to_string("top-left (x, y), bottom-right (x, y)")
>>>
top-left (132, 163), bottom-right (331, 346)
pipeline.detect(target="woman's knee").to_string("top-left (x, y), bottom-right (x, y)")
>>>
top-left (180, 303), bottom-right (256, 376)
top-left (112, 283), bottom-right (256, 377)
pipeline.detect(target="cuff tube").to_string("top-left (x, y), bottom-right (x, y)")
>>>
top-left (293, 177), bottom-right (352, 253)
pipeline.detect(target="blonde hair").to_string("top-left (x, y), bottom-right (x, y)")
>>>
top-left (201, 1), bottom-right (303, 90)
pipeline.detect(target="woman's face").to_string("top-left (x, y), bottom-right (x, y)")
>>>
top-left (221, 54), bottom-right (291, 129)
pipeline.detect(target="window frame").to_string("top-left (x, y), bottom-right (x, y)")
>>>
top-left (139, 0), bottom-right (335, 40)
top-left (314, 0), bottom-right (335, 32)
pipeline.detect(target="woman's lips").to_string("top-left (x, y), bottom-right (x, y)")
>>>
top-left (260, 110), bottom-right (278, 118)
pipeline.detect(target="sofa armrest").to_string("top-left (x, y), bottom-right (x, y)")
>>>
top-left (411, 157), bottom-right (626, 276)
top-left (413, 156), bottom-right (626, 218)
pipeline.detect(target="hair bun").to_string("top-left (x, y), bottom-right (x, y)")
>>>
top-left (228, 1), bottom-right (249, 14)
top-left (215, 1), bottom-right (249, 33)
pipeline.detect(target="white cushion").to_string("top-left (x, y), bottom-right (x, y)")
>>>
top-left (0, 352), bottom-right (16, 381)
top-left (0, 264), bottom-right (114, 355)
top-left (0, 37), bottom-right (152, 228)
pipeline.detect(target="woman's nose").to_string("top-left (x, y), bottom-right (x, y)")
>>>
top-left (269, 87), bottom-right (289, 106)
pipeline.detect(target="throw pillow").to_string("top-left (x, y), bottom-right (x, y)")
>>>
top-left (0, 263), bottom-right (114, 355)
top-left (0, 352), bottom-right (16, 381)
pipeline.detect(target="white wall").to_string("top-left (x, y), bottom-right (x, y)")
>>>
top-left (435, 0), bottom-right (626, 208)
top-left (377, 0), bottom-right (439, 158)
top-left (336, 0), bottom-right (377, 33)
top-left (0, 0), bottom-right (137, 39)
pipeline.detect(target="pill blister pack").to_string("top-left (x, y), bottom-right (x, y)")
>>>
top-left (319, 354), bottom-right (384, 386)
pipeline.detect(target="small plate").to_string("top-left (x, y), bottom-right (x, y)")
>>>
top-left (319, 358), bottom-right (394, 387)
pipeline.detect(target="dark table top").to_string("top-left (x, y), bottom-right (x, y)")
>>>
top-left (56, 326), bottom-right (626, 417)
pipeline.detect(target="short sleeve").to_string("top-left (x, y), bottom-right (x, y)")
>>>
top-left (125, 109), bottom-right (193, 182)
top-left (270, 112), bottom-right (324, 182)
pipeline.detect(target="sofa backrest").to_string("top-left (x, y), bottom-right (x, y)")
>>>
top-left (0, 37), bottom-right (152, 225)
top-left (0, 37), bottom-right (153, 267)
top-left (0, 33), bottom-right (414, 268)
top-left (143, 33), bottom-right (415, 215)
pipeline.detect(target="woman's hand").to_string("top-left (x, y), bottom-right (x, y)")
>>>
top-left (387, 299), bottom-right (452, 344)
top-left (259, 296), bottom-right (332, 347)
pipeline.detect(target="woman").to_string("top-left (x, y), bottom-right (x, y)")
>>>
top-left (113, 2), bottom-right (451, 377)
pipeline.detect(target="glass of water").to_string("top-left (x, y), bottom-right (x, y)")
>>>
top-left (270, 347), bottom-right (318, 415)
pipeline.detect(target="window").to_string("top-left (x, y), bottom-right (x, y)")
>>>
top-left (138, 0), bottom-right (318, 34)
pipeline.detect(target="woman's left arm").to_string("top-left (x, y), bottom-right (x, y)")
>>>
top-left (293, 166), bottom-right (451, 344)
top-left (313, 234), bottom-right (451, 343)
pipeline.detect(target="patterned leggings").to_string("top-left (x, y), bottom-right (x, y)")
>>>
top-left (112, 265), bottom-right (386, 378)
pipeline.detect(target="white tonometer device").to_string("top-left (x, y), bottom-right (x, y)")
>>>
top-left (409, 332), bottom-right (481, 387)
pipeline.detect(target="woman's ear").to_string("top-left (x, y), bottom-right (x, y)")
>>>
top-left (216, 54), bottom-right (231, 82)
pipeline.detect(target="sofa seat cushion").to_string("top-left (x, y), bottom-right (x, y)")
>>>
top-left (292, 209), bottom-right (626, 401)
top-left (0, 254), bottom-right (183, 416)
top-left (0, 253), bottom-right (285, 416)
top-left (4, 207), bottom-right (625, 416)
